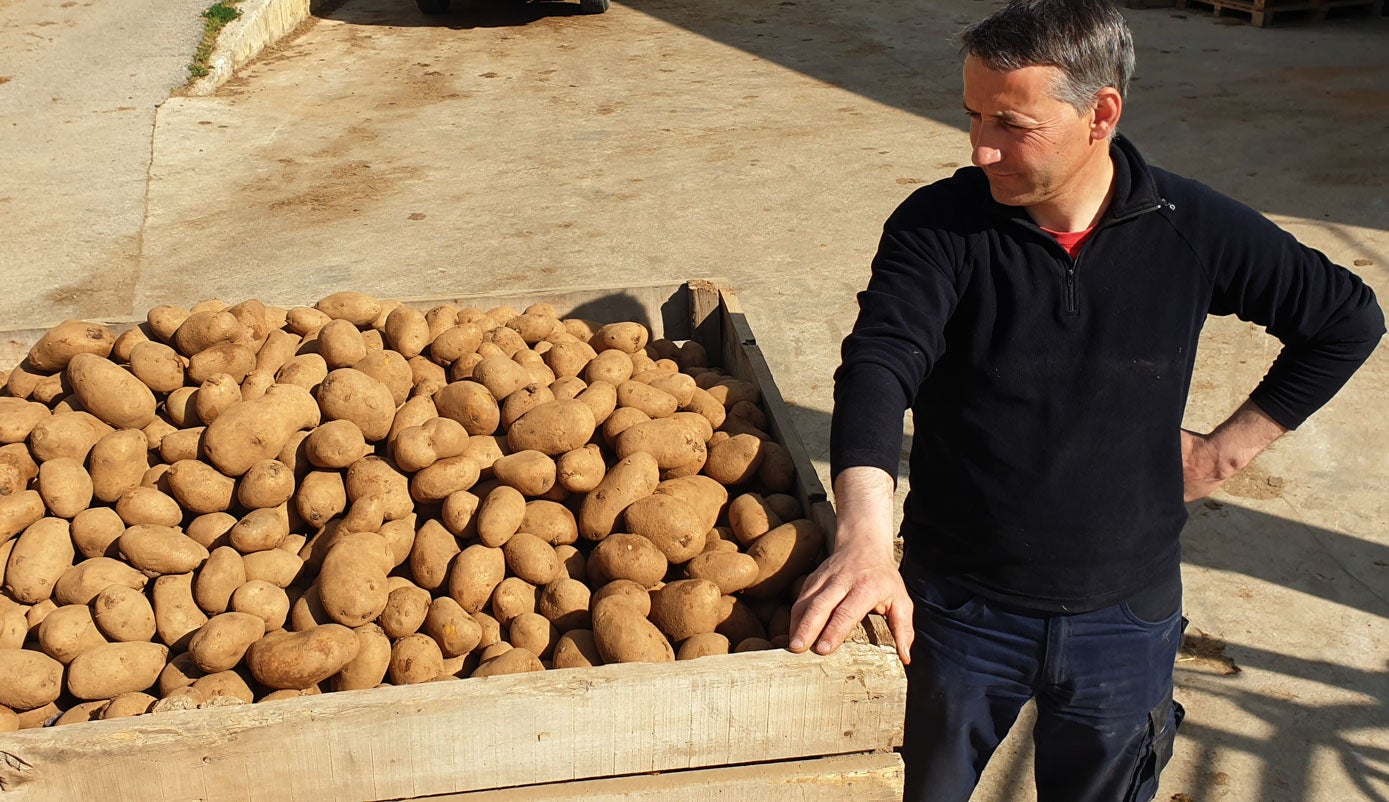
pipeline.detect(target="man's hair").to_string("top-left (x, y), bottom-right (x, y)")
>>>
top-left (958, 0), bottom-right (1135, 114)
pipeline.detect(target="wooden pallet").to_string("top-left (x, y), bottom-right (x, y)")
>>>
top-left (0, 280), bottom-right (908, 801)
top-left (1176, 0), bottom-right (1383, 25)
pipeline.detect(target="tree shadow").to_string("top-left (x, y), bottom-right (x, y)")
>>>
top-left (316, 0), bottom-right (588, 29)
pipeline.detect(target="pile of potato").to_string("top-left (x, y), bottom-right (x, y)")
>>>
top-left (0, 292), bottom-right (825, 730)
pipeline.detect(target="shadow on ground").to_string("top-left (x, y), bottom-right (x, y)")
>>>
top-left (317, 0), bottom-right (1389, 236)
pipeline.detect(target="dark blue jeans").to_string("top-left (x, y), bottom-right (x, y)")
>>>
top-left (900, 561), bottom-right (1184, 802)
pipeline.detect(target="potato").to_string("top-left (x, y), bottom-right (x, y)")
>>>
top-left (383, 305), bottom-right (430, 358)
top-left (53, 557), bottom-right (148, 605)
top-left (476, 485), bottom-right (526, 547)
top-left (248, 624), bottom-right (360, 690)
top-left (728, 493), bottom-right (783, 545)
top-left (332, 623), bottom-right (392, 691)
top-left (677, 632), bottom-right (730, 660)
top-left (36, 604), bottom-right (107, 663)
top-left (440, 490), bottom-right (480, 538)
top-left (303, 419), bottom-right (370, 469)
top-left (615, 418), bottom-right (707, 474)
top-left (649, 579), bottom-right (722, 642)
top-left (140, 417), bottom-right (178, 451)
top-left (192, 546), bottom-right (246, 615)
top-left (735, 638), bottom-right (774, 653)
top-left (316, 319), bottom-right (366, 369)
top-left (448, 544), bottom-right (505, 613)
top-left (187, 343), bottom-right (257, 384)
top-left (0, 602), bottom-right (26, 650)
top-left (230, 580), bottom-right (290, 631)
top-left (707, 379), bottom-right (761, 409)
top-left (617, 381), bottom-right (679, 419)
top-left (506, 313), bottom-right (559, 345)
top-left (194, 373), bottom-right (243, 424)
top-left (408, 519), bottom-right (459, 593)
top-left (681, 387), bottom-right (727, 430)
top-left (490, 577), bottom-right (538, 625)
top-left (543, 339), bottom-right (597, 379)
top-left (502, 533), bottom-right (561, 586)
top-left (472, 647), bottom-right (544, 678)
top-left (576, 379), bottom-right (618, 425)
top-left (275, 353), bottom-right (329, 391)
top-left (27, 320), bottom-right (117, 372)
top-left (537, 578), bottom-right (591, 631)
top-left (316, 369), bottom-right (395, 443)
top-left (429, 322), bottom-right (484, 366)
top-left (120, 524), bottom-right (209, 575)
top-left (67, 641), bottom-right (168, 700)
top-left (185, 512), bottom-right (236, 551)
top-left (36, 457), bottom-right (93, 519)
top-left (145, 305), bottom-right (191, 343)
top-left (188, 612), bottom-right (266, 673)
top-left (518, 500), bottom-right (578, 547)
top-left (549, 376), bottom-right (588, 401)
top-left (318, 535), bottom-right (391, 627)
top-left (757, 441), bottom-right (796, 492)
top-left (499, 383), bottom-right (554, 431)
top-left (578, 452), bottom-right (660, 541)
top-left (102, 691), bottom-right (157, 719)
top-left (393, 417), bottom-right (468, 473)
top-left (203, 383), bottom-right (321, 476)
top-left (345, 457), bottom-right (413, 522)
top-left (654, 475), bottom-right (728, 534)
top-left (744, 520), bottom-right (825, 599)
top-left (506, 399), bottom-right (597, 457)
top-left (28, 411), bottom-right (112, 463)
top-left (590, 533), bottom-right (668, 588)
top-left (390, 633), bottom-right (445, 684)
top-left (684, 551), bottom-right (759, 595)
top-left (592, 603), bottom-right (673, 664)
top-left (552, 629), bottom-right (602, 669)
top-left (410, 455), bottom-right (480, 504)
top-left (88, 429), bottom-right (149, 504)
top-left (422, 596), bottom-right (482, 657)
top-left (6, 517), bottom-right (74, 603)
top-left (0, 492), bottom-right (40, 550)
top-left (717, 596), bottom-right (766, 645)
top-left (432, 382), bottom-right (500, 437)
top-left (295, 470), bottom-right (347, 528)
top-left (152, 572), bottom-right (208, 649)
top-left (0, 398), bottom-right (52, 445)
top-left (763, 493), bottom-right (803, 523)
top-left (191, 670), bottom-right (255, 704)
top-left (92, 584), bottom-right (157, 642)
top-left (482, 326), bottom-right (526, 358)
top-left (282, 307), bottom-right (330, 337)
top-left (508, 612), bottom-right (559, 660)
top-left (589, 323), bottom-right (647, 355)
top-left (255, 329), bottom-right (302, 376)
top-left (164, 459), bottom-right (236, 515)
top-left (378, 584), bottom-right (431, 639)
top-left (623, 494), bottom-right (706, 563)
top-left (490, 450), bottom-right (557, 497)
top-left (4, 363), bottom-right (45, 401)
top-left (601, 407), bottom-right (649, 446)
top-left (315, 291), bottom-right (381, 326)
top-left (454, 357), bottom-right (522, 404)
top-left (237, 459), bottom-right (296, 509)
top-left (155, 426), bottom-right (202, 465)
top-left (157, 651), bottom-right (203, 696)
top-left (0, 649), bottom-right (65, 710)
top-left (172, 311), bottom-right (243, 357)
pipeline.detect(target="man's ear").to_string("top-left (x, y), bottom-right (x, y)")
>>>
top-left (1090, 87), bottom-right (1123, 141)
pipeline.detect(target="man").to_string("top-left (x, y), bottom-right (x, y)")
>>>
top-left (787, 1), bottom-right (1384, 800)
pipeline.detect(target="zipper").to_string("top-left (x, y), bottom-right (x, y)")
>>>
top-left (1048, 199), bottom-right (1166, 317)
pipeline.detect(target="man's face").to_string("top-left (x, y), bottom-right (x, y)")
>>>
top-left (962, 56), bottom-right (1098, 211)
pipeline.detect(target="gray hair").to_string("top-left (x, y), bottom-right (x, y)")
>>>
top-left (959, 0), bottom-right (1136, 114)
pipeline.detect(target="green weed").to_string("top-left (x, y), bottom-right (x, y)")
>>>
top-left (188, 0), bottom-right (242, 81)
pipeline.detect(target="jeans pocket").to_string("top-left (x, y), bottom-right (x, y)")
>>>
top-left (902, 560), bottom-right (979, 617)
top-left (1120, 602), bottom-right (1184, 628)
top-left (1124, 693), bottom-right (1182, 802)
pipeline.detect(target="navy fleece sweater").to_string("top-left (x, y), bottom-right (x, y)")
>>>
top-left (831, 135), bottom-right (1384, 612)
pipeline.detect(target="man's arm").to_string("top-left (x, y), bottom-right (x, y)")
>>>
top-left (789, 466), bottom-right (914, 664)
top-left (1181, 398), bottom-right (1288, 501)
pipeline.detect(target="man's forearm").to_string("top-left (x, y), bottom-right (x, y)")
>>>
top-left (1202, 399), bottom-right (1289, 478)
top-left (832, 466), bottom-right (898, 559)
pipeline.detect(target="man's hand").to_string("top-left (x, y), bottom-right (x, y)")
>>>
top-left (788, 466), bottom-right (914, 664)
top-left (789, 544), bottom-right (915, 664)
top-left (1181, 399), bottom-right (1288, 502)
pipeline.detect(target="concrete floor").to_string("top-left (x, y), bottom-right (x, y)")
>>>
top-left (2, 0), bottom-right (1387, 799)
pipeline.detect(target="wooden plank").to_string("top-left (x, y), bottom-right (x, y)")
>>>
top-left (0, 645), bottom-right (905, 802)
top-left (715, 289), bottom-right (829, 522)
top-left (685, 278), bottom-right (727, 359)
top-left (430, 752), bottom-right (905, 801)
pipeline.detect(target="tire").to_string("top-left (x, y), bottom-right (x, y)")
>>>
top-left (416, 0), bottom-right (450, 14)
top-left (578, 0), bottom-right (609, 13)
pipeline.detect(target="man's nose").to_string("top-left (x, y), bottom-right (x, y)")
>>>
top-left (972, 144), bottom-right (1002, 167)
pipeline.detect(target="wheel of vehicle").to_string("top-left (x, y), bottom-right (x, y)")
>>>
top-left (416, 0), bottom-right (450, 14)
top-left (578, 0), bottom-right (609, 13)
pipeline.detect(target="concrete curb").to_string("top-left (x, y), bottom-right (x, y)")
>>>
top-left (187, 0), bottom-right (322, 96)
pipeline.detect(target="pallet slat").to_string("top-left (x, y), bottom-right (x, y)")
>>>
top-left (0, 646), bottom-right (905, 802)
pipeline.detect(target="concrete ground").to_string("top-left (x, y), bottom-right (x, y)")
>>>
top-left (2, 0), bottom-right (1387, 799)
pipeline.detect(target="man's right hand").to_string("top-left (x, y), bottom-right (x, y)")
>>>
top-left (787, 466), bottom-right (915, 664)
top-left (789, 544), bottom-right (915, 664)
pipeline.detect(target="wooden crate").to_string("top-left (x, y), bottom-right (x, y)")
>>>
top-left (0, 280), bottom-right (907, 801)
